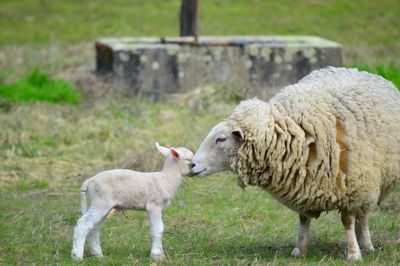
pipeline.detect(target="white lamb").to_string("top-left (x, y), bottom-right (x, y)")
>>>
top-left (71, 143), bottom-right (193, 261)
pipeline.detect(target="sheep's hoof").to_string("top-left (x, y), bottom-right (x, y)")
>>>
top-left (291, 247), bottom-right (306, 257)
top-left (361, 244), bottom-right (375, 252)
top-left (151, 252), bottom-right (165, 260)
top-left (347, 252), bottom-right (362, 260)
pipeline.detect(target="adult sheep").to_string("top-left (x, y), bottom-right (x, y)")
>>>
top-left (191, 67), bottom-right (400, 260)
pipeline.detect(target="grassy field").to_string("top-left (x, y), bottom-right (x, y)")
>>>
top-left (1, 0), bottom-right (400, 265)
top-left (1, 96), bottom-right (399, 265)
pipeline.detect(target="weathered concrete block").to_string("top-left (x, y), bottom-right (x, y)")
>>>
top-left (96, 36), bottom-right (343, 100)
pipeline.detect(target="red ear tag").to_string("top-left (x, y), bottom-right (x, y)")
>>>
top-left (171, 149), bottom-right (179, 158)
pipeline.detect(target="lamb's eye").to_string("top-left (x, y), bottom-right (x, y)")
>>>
top-left (216, 137), bottom-right (226, 143)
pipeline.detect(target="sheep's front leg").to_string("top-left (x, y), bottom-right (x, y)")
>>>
top-left (292, 213), bottom-right (311, 257)
top-left (147, 205), bottom-right (165, 260)
top-left (341, 212), bottom-right (362, 260)
top-left (356, 214), bottom-right (374, 252)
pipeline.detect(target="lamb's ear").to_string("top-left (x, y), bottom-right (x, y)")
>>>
top-left (155, 142), bottom-right (170, 157)
top-left (232, 128), bottom-right (244, 140)
top-left (170, 148), bottom-right (180, 159)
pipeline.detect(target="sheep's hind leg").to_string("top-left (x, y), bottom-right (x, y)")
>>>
top-left (355, 214), bottom-right (374, 252)
top-left (292, 213), bottom-right (311, 257)
top-left (71, 208), bottom-right (109, 260)
top-left (341, 212), bottom-right (362, 260)
top-left (147, 205), bottom-right (165, 260)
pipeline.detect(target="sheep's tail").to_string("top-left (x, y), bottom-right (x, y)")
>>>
top-left (80, 178), bottom-right (92, 215)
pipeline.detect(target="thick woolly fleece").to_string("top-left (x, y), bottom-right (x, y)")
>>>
top-left (228, 67), bottom-right (400, 217)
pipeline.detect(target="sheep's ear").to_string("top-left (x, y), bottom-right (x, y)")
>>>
top-left (170, 148), bottom-right (180, 159)
top-left (155, 142), bottom-right (170, 157)
top-left (232, 128), bottom-right (244, 140)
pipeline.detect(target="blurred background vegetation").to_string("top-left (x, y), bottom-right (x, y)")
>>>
top-left (1, 0), bottom-right (399, 61)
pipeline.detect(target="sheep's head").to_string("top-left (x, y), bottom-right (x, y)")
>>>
top-left (191, 98), bottom-right (272, 178)
top-left (191, 122), bottom-right (244, 177)
top-left (156, 143), bottom-right (194, 176)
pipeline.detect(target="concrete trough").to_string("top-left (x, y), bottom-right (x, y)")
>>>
top-left (96, 36), bottom-right (344, 100)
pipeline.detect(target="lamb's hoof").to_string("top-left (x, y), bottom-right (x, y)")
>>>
top-left (347, 252), bottom-right (362, 260)
top-left (291, 247), bottom-right (306, 257)
top-left (90, 249), bottom-right (104, 258)
top-left (93, 252), bottom-right (104, 258)
top-left (71, 251), bottom-right (83, 261)
top-left (151, 252), bottom-right (165, 260)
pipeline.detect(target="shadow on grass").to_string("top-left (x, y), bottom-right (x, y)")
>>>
top-left (169, 236), bottom-right (349, 262)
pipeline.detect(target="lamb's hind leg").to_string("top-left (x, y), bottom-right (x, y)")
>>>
top-left (87, 215), bottom-right (107, 258)
top-left (71, 208), bottom-right (109, 260)
top-left (341, 212), bottom-right (362, 260)
top-left (356, 214), bottom-right (375, 252)
top-left (292, 213), bottom-right (311, 257)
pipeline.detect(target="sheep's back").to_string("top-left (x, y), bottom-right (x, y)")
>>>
top-left (270, 67), bottom-right (400, 213)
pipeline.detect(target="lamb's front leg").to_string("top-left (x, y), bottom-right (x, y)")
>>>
top-left (147, 205), bottom-right (165, 260)
top-left (292, 213), bottom-right (311, 257)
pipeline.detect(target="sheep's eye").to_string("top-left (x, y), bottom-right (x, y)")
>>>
top-left (216, 137), bottom-right (226, 143)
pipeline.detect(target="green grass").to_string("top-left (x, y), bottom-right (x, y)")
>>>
top-left (356, 63), bottom-right (400, 89)
top-left (0, 95), bottom-right (399, 265)
top-left (0, 0), bottom-right (399, 76)
top-left (0, 0), bottom-right (399, 50)
top-left (0, 69), bottom-right (81, 104)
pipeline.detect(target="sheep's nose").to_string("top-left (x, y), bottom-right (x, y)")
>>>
top-left (190, 162), bottom-right (196, 169)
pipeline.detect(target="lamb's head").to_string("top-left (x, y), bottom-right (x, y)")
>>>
top-left (191, 122), bottom-right (244, 178)
top-left (156, 143), bottom-right (194, 176)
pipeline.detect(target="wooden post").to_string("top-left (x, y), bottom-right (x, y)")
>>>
top-left (179, 0), bottom-right (200, 43)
